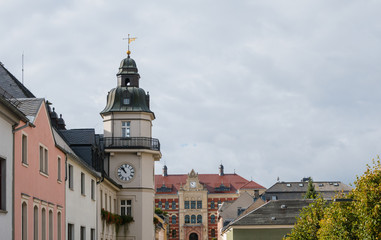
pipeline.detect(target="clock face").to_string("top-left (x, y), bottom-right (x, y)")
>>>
top-left (190, 181), bottom-right (196, 188)
top-left (117, 164), bottom-right (135, 182)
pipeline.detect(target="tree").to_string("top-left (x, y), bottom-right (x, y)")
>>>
top-left (284, 197), bottom-right (326, 240)
top-left (285, 158), bottom-right (381, 240)
top-left (305, 177), bottom-right (317, 199)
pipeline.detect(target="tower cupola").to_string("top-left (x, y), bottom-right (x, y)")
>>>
top-left (219, 164), bottom-right (224, 176)
top-left (117, 52), bottom-right (140, 88)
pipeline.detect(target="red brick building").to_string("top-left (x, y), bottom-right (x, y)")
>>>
top-left (155, 165), bottom-right (266, 240)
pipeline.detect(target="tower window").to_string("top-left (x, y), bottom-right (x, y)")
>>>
top-left (122, 121), bottom-right (131, 137)
top-left (121, 200), bottom-right (132, 216)
top-left (123, 98), bottom-right (130, 105)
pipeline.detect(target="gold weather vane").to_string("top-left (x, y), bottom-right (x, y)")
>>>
top-left (122, 34), bottom-right (137, 56)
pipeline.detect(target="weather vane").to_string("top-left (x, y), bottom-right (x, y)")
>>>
top-left (122, 34), bottom-right (137, 56)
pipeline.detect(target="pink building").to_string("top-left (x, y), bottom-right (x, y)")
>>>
top-left (14, 98), bottom-right (65, 240)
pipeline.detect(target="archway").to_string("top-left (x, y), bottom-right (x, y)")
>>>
top-left (189, 232), bottom-right (198, 240)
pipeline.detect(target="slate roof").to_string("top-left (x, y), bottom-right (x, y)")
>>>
top-left (225, 199), bottom-right (313, 230)
top-left (155, 173), bottom-right (265, 194)
top-left (266, 181), bottom-right (352, 193)
top-left (0, 63), bottom-right (35, 98)
top-left (17, 98), bottom-right (44, 123)
top-left (0, 95), bottom-right (28, 122)
top-left (52, 128), bottom-right (100, 178)
top-left (60, 129), bottom-right (96, 145)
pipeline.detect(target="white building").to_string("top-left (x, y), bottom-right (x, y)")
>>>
top-left (52, 128), bottom-right (101, 240)
top-left (0, 93), bottom-right (28, 239)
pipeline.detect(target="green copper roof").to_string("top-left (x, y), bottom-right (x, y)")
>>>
top-left (100, 86), bottom-right (154, 117)
top-left (117, 56), bottom-right (138, 75)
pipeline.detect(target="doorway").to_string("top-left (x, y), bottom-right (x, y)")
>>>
top-left (189, 233), bottom-right (198, 240)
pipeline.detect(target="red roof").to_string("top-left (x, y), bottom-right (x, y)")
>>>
top-left (155, 174), bottom-right (265, 195)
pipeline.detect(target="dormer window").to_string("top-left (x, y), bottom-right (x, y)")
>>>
top-left (123, 98), bottom-right (130, 105)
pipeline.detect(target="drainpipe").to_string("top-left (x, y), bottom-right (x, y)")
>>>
top-left (11, 121), bottom-right (31, 240)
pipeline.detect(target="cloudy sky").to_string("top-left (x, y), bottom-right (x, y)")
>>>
top-left (1, 0), bottom-right (381, 188)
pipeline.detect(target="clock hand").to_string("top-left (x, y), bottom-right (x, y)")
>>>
top-left (122, 167), bottom-right (127, 174)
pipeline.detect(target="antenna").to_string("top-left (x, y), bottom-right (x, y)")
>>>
top-left (22, 52), bottom-right (24, 85)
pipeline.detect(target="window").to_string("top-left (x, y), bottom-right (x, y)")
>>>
top-left (100, 190), bottom-right (103, 208)
top-left (218, 200), bottom-right (221, 207)
top-left (105, 194), bottom-right (107, 210)
top-left (68, 224), bottom-right (74, 240)
top-left (57, 157), bottom-right (61, 181)
top-left (172, 201), bottom-right (176, 210)
top-left (80, 226), bottom-right (86, 240)
top-left (211, 215), bottom-right (215, 224)
top-left (211, 229), bottom-right (216, 238)
top-left (185, 215), bottom-right (190, 224)
top-left (197, 215), bottom-right (202, 223)
top-left (211, 200), bottom-right (215, 209)
top-left (165, 201), bottom-right (169, 209)
top-left (172, 229), bottom-right (176, 238)
top-left (184, 201), bottom-right (189, 209)
top-left (0, 158), bottom-right (5, 210)
top-left (39, 146), bottom-right (48, 174)
top-left (49, 210), bottom-right (53, 240)
top-left (158, 201), bottom-right (162, 209)
top-left (191, 215), bottom-right (196, 224)
top-left (81, 173), bottom-right (85, 195)
top-left (191, 201), bottom-right (196, 209)
top-left (122, 121), bottom-right (130, 137)
top-left (123, 98), bottom-right (130, 105)
top-left (68, 164), bottom-right (73, 189)
top-left (121, 200), bottom-right (132, 216)
top-left (91, 228), bottom-right (95, 240)
top-left (42, 208), bottom-right (46, 240)
top-left (197, 200), bottom-right (202, 209)
top-left (271, 196), bottom-right (277, 200)
top-left (34, 206), bottom-right (38, 240)
top-left (22, 202), bottom-right (27, 240)
top-left (171, 215), bottom-right (176, 224)
top-left (109, 196), bottom-right (111, 212)
top-left (91, 180), bottom-right (95, 200)
top-left (22, 134), bottom-right (28, 164)
top-left (57, 212), bottom-right (61, 240)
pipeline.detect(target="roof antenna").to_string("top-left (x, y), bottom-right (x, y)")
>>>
top-left (22, 52), bottom-right (24, 85)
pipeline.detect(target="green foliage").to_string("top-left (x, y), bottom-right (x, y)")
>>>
top-left (101, 208), bottom-right (134, 234)
top-left (284, 197), bottom-right (326, 240)
top-left (285, 158), bottom-right (381, 240)
top-left (305, 178), bottom-right (317, 199)
top-left (155, 207), bottom-right (168, 216)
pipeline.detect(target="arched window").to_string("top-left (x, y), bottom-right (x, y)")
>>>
top-left (211, 229), bottom-right (216, 237)
top-left (42, 208), bottom-right (46, 240)
top-left (197, 215), bottom-right (202, 223)
top-left (49, 210), bottom-right (53, 240)
top-left (22, 202), bottom-right (27, 240)
top-left (211, 200), bottom-right (215, 209)
top-left (172, 229), bottom-right (176, 238)
top-left (171, 215), bottom-right (176, 224)
top-left (34, 206), bottom-right (38, 240)
top-left (57, 212), bottom-right (61, 240)
top-left (191, 215), bottom-right (196, 224)
top-left (211, 215), bottom-right (215, 224)
top-left (185, 215), bottom-right (190, 224)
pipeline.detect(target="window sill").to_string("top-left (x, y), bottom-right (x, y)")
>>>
top-left (39, 171), bottom-right (49, 178)
top-left (22, 162), bottom-right (29, 168)
top-left (0, 209), bottom-right (8, 214)
top-left (81, 194), bottom-right (86, 197)
top-left (57, 180), bottom-right (62, 184)
top-left (69, 187), bottom-right (74, 191)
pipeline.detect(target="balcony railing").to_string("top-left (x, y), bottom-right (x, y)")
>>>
top-left (102, 137), bottom-right (160, 151)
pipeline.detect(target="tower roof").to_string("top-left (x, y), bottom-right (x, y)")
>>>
top-left (117, 56), bottom-right (138, 75)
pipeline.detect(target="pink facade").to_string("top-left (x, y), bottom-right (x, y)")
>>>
top-left (14, 101), bottom-right (65, 240)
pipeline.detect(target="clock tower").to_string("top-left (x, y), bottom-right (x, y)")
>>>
top-left (100, 51), bottom-right (161, 239)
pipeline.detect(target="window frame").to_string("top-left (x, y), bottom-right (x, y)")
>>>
top-left (0, 158), bottom-right (5, 210)
top-left (121, 121), bottom-right (131, 138)
top-left (39, 145), bottom-right (49, 175)
top-left (81, 172), bottom-right (85, 196)
top-left (121, 199), bottom-right (132, 216)
top-left (22, 134), bottom-right (28, 165)
top-left (57, 157), bottom-right (61, 182)
top-left (68, 164), bottom-right (74, 190)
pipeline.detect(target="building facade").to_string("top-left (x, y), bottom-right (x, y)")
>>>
top-left (155, 165), bottom-right (266, 240)
top-left (0, 89), bottom-right (29, 239)
top-left (99, 51), bottom-right (162, 240)
top-left (13, 98), bottom-right (66, 240)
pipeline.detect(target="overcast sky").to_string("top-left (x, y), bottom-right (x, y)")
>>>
top-left (1, 0), bottom-right (381, 188)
